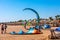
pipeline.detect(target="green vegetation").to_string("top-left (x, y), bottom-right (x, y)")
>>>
top-left (55, 15), bottom-right (60, 20)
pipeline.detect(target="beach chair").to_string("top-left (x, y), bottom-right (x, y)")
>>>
top-left (48, 28), bottom-right (60, 39)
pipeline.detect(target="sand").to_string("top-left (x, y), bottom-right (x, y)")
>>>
top-left (0, 25), bottom-right (57, 40)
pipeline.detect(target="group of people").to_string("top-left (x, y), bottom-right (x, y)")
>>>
top-left (0, 23), bottom-right (7, 34)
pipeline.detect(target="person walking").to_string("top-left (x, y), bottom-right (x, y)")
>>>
top-left (1, 24), bottom-right (4, 34)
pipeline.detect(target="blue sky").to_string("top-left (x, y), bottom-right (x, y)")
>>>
top-left (0, 0), bottom-right (60, 22)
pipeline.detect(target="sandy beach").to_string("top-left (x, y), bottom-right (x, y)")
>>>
top-left (0, 0), bottom-right (60, 40)
top-left (0, 25), bottom-right (56, 40)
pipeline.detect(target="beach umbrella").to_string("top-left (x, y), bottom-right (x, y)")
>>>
top-left (23, 8), bottom-right (40, 30)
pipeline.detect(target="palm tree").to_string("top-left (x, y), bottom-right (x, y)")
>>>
top-left (49, 17), bottom-right (53, 21)
top-left (55, 15), bottom-right (60, 20)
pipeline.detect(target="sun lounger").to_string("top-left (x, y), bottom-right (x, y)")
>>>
top-left (48, 29), bottom-right (60, 39)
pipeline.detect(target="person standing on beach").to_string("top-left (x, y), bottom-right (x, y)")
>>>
top-left (4, 24), bottom-right (7, 34)
top-left (1, 24), bottom-right (4, 34)
top-left (24, 20), bottom-right (27, 30)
